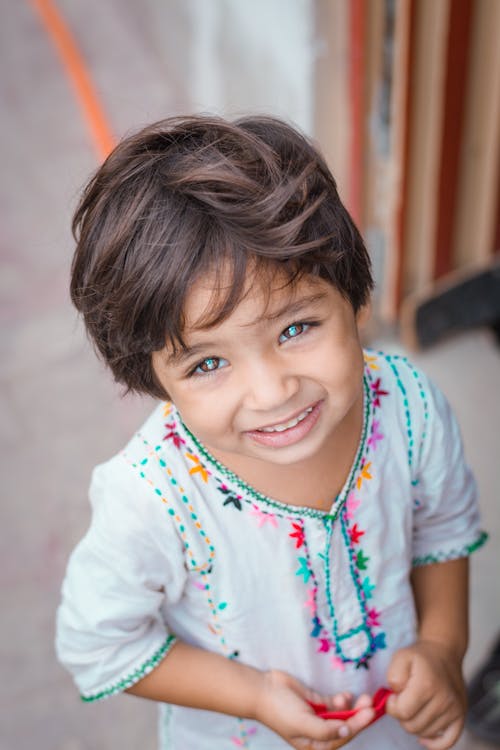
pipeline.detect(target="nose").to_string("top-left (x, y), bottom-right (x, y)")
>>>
top-left (242, 354), bottom-right (300, 412)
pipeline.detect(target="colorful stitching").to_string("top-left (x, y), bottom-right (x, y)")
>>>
top-left (80, 635), bottom-right (177, 702)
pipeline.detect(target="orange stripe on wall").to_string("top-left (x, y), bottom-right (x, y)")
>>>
top-left (29, 0), bottom-right (115, 161)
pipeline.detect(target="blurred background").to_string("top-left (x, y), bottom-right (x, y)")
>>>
top-left (1, 1), bottom-right (499, 748)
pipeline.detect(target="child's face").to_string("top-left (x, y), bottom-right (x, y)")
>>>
top-left (152, 271), bottom-right (367, 469)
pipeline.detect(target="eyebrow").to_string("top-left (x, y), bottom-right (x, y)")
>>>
top-left (166, 290), bottom-right (329, 366)
top-left (252, 291), bottom-right (329, 324)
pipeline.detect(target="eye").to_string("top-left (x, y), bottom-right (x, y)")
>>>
top-left (279, 322), bottom-right (309, 343)
top-left (190, 356), bottom-right (229, 376)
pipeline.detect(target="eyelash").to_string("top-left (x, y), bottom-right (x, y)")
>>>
top-left (278, 320), bottom-right (319, 343)
top-left (187, 320), bottom-right (320, 378)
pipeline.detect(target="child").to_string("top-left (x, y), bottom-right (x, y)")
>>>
top-left (56, 114), bottom-right (486, 750)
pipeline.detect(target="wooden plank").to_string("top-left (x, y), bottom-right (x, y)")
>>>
top-left (363, 0), bottom-right (413, 321)
top-left (452, 0), bottom-right (500, 266)
top-left (313, 0), bottom-right (351, 203)
top-left (400, 0), bottom-right (450, 297)
top-left (433, 0), bottom-right (473, 279)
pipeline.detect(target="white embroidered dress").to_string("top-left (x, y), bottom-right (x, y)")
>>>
top-left (56, 352), bottom-right (486, 749)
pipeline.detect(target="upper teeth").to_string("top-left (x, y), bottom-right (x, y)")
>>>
top-left (259, 407), bottom-right (313, 433)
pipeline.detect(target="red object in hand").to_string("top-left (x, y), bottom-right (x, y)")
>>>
top-left (308, 687), bottom-right (393, 725)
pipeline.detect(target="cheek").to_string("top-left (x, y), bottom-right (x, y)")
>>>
top-left (174, 388), bottom-right (234, 438)
top-left (315, 337), bottom-right (363, 382)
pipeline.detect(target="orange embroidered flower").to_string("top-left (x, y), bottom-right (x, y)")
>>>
top-left (364, 354), bottom-right (379, 371)
top-left (186, 452), bottom-right (210, 482)
top-left (356, 461), bottom-right (373, 490)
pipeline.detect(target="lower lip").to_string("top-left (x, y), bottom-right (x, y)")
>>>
top-left (245, 401), bottom-right (323, 448)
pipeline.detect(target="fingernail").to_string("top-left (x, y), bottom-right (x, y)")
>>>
top-left (338, 726), bottom-right (350, 738)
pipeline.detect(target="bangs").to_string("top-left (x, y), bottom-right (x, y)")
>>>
top-left (165, 249), bottom-right (307, 355)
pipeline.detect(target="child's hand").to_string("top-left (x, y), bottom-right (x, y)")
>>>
top-left (386, 640), bottom-right (467, 749)
top-left (255, 669), bottom-right (375, 749)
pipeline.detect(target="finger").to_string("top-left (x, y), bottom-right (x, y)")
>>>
top-left (396, 695), bottom-right (452, 734)
top-left (346, 705), bottom-right (375, 733)
top-left (416, 707), bottom-right (462, 739)
top-left (296, 715), bottom-right (345, 743)
top-left (386, 648), bottom-right (413, 694)
top-left (353, 692), bottom-right (373, 709)
top-left (398, 686), bottom-right (463, 736)
top-left (333, 691), bottom-right (353, 708)
top-left (418, 717), bottom-right (464, 750)
top-left (388, 690), bottom-right (433, 725)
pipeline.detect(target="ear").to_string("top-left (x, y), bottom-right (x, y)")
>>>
top-left (355, 301), bottom-right (371, 329)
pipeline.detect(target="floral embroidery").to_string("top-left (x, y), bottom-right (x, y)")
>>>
top-left (367, 607), bottom-right (381, 627)
top-left (250, 504), bottom-right (278, 527)
top-left (186, 452), bottom-right (210, 482)
top-left (296, 557), bottom-right (312, 583)
top-left (289, 522), bottom-right (305, 548)
top-left (367, 419), bottom-right (384, 449)
top-left (363, 353), bottom-right (380, 371)
top-left (370, 378), bottom-right (389, 407)
top-left (356, 550), bottom-right (370, 570)
top-left (218, 484), bottom-right (243, 510)
top-left (344, 492), bottom-right (361, 519)
top-left (304, 588), bottom-right (317, 614)
top-left (330, 655), bottom-right (346, 671)
top-left (349, 523), bottom-right (365, 544)
top-left (163, 421), bottom-right (186, 449)
top-left (356, 461), bottom-right (372, 490)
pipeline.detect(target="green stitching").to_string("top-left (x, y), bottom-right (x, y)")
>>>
top-left (412, 531), bottom-right (488, 567)
top-left (80, 635), bottom-right (176, 702)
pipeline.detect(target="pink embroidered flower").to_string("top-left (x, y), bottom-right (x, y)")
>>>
top-left (330, 655), bottom-right (346, 671)
top-left (368, 419), bottom-right (384, 449)
top-left (345, 492), bottom-right (361, 520)
top-left (370, 378), bottom-right (389, 408)
top-left (289, 522), bottom-right (305, 548)
top-left (318, 638), bottom-right (331, 653)
top-left (304, 587), bottom-right (317, 614)
top-left (367, 607), bottom-right (381, 627)
top-left (250, 504), bottom-right (278, 528)
top-left (163, 422), bottom-right (186, 449)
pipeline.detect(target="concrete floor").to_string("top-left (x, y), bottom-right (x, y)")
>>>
top-left (1, 2), bottom-right (499, 749)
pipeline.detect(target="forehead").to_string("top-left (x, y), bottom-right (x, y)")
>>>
top-left (183, 268), bottom-right (330, 333)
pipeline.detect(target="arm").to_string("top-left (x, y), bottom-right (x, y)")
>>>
top-left (127, 640), bottom-right (375, 748)
top-left (386, 558), bottom-right (469, 750)
top-left (412, 556), bottom-right (469, 661)
top-left (126, 640), bottom-right (263, 717)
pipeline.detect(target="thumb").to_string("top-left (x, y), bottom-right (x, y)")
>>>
top-left (386, 649), bottom-right (412, 712)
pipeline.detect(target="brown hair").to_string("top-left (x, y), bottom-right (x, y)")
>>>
top-left (70, 114), bottom-right (373, 399)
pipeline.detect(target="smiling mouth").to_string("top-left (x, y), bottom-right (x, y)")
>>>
top-left (256, 406), bottom-right (314, 433)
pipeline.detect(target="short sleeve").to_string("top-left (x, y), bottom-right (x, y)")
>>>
top-left (55, 454), bottom-right (185, 701)
top-left (411, 374), bottom-right (487, 566)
